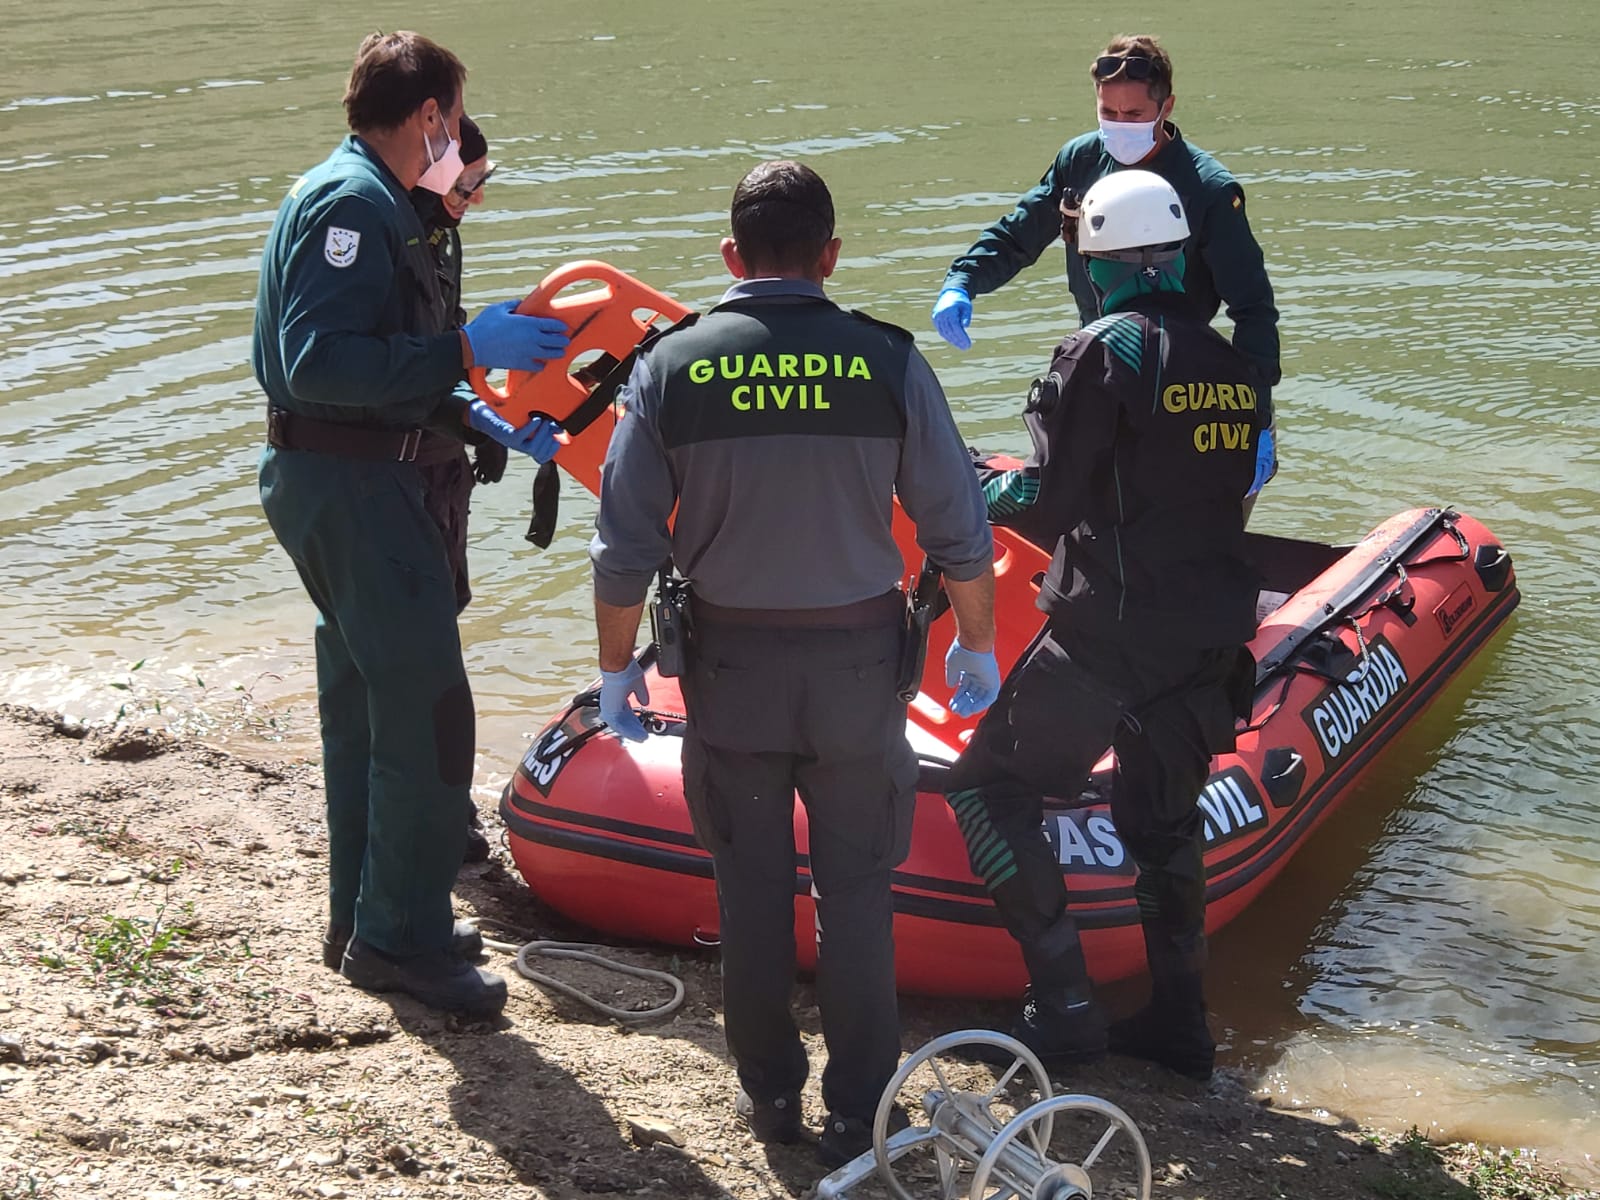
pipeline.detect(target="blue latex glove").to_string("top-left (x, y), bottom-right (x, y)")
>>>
top-left (945, 642), bottom-right (1000, 717)
top-left (1246, 425), bottom-right (1277, 498)
top-left (465, 399), bottom-right (563, 464)
top-left (598, 661), bottom-right (650, 742)
top-left (464, 300), bottom-right (571, 371)
top-left (932, 287), bottom-right (973, 351)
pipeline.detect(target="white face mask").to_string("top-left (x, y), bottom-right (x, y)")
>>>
top-left (417, 119), bottom-right (464, 195)
top-left (1099, 117), bottom-right (1159, 166)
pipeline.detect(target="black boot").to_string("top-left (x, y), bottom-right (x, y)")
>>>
top-left (818, 1104), bottom-right (910, 1169)
top-left (1008, 984), bottom-right (1108, 1065)
top-left (1113, 890), bottom-right (1214, 1080)
top-left (340, 936), bottom-right (507, 1017)
top-left (1107, 980), bottom-right (1214, 1081)
top-left (965, 984), bottom-right (1107, 1067)
top-left (463, 808), bottom-right (492, 864)
top-left (735, 1088), bottom-right (804, 1145)
top-left (322, 920), bottom-right (484, 970)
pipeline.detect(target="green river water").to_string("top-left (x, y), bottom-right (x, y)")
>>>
top-left (2, 0), bottom-right (1596, 1179)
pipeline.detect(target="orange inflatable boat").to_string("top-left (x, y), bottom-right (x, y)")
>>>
top-left (489, 264), bottom-right (1522, 998)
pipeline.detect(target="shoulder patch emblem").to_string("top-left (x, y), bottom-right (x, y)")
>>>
top-left (1231, 194), bottom-right (1243, 210)
top-left (324, 226), bottom-right (361, 268)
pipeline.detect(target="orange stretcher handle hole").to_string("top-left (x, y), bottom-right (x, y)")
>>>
top-left (466, 260), bottom-right (692, 426)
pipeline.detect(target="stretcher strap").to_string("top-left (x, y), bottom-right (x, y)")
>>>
top-left (554, 311), bottom-right (701, 438)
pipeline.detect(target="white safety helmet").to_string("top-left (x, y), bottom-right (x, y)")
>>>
top-left (1077, 170), bottom-right (1189, 261)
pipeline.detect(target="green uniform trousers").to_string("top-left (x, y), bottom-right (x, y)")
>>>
top-left (259, 445), bottom-right (473, 955)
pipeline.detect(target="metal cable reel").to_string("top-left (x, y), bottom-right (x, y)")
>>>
top-left (818, 1030), bottom-right (1152, 1200)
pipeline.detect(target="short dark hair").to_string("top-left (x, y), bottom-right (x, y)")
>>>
top-left (459, 115), bottom-right (488, 165)
top-left (1093, 33), bottom-right (1173, 105)
top-left (729, 161), bottom-right (835, 275)
top-left (343, 31), bottom-right (466, 134)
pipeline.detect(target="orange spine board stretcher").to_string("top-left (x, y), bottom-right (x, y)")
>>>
top-left (467, 261), bottom-right (692, 495)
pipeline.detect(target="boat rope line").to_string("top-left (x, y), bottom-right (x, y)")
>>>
top-left (1403, 515), bottom-right (1470, 566)
top-left (478, 932), bottom-right (686, 1024)
top-left (1345, 607), bottom-right (1373, 666)
top-left (1348, 562), bottom-right (1413, 624)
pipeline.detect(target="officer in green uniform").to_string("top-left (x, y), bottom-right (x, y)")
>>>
top-left (590, 162), bottom-right (1000, 1167)
top-left (253, 31), bottom-right (572, 1016)
top-left (410, 115), bottom-right (501, 863)
top-left (932, 33), bottom-right (1281, 502)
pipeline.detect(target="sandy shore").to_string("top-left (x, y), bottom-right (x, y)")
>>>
top-left (0, 704), bottom-right (1587, 1199)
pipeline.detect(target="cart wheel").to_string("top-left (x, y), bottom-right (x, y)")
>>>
top-left (969, 1093), bottom-right (1151, 1200)
top-left (871, 1031), bottom-right (1055, 1200)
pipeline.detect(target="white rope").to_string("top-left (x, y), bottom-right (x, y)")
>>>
top-left (481, 935), bottom-right (686, 1024)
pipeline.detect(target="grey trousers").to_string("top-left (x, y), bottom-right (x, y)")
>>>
top-left (681, 616), bottom-right (916, 1120)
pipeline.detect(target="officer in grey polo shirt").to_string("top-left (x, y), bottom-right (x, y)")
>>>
top-left (589, 160), bottom-right (999, 1168)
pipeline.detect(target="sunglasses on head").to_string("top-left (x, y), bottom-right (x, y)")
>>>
top-left (1093, 54), bottom-right (1163, 83)
top-left (450, 164), bottom-right (495, 201)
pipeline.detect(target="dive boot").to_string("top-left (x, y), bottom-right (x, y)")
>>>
top-left (339, 937), bottom-right (507, 1017)
top-left (1009, 985), bottom-right (1108, 1065)
top-left (1107, 999), bottom-right (1215, 1081)
top-left (322, 920), bottom-right (484, 970)
top-left (967, 985), bottom-right (1108, 1067)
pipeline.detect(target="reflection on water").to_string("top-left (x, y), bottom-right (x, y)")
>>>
top-left (1, 0), bottom-right (1596, 1181)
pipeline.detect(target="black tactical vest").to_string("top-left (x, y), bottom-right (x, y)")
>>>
top-left (1037, 295), bottom-right (1262, 648)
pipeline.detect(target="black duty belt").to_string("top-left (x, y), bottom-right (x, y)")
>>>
top-left (266, 408), bottom-right (462, 465)
top-left (691, 589), bottom-right (903, 630)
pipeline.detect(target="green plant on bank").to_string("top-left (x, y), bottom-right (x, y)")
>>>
top-left (1455, 1145), bottom-right (1579, 1200)
top-left (35, 882), bottom-right (259, 1014)
top-left (86, 903), bottom-right (190, 988)
top-left (104, 657), bottom-right (296, 743)
top-left (1369, 1127), bottom-right (1583, 1200)
top-left (107, 657), bottom-right (152, 722)
top-left (50, 817), bottom-right (152, 858)
top-left (36, 885), bottom-right (201, 1005)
